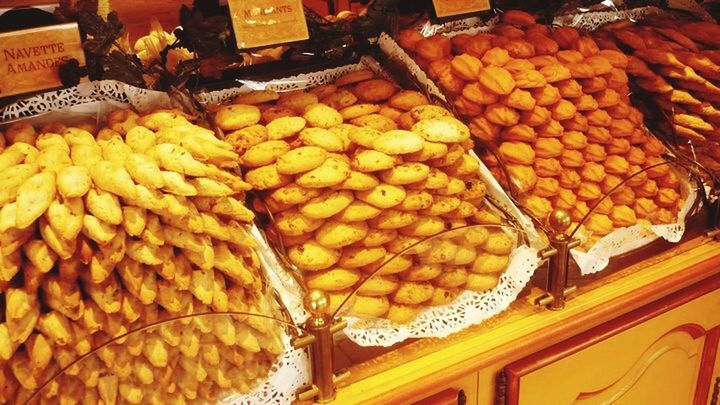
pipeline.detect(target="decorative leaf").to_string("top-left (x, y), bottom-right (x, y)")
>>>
top-left (101, 51), bottom-right (146, 88)
top-left (80, 11), bottom-right (124, 55)
top-left (176, 5), bottom-right (229, 56)
top-left (58, 58), bottom-right (85, 87)
top-left (54, 0), bottom-right (98, 22)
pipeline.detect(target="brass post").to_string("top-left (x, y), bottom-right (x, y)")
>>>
top-left (293, 289), bottom-right (349, 403)
top-left (536, 210), bottom-right (580, 310)
top-left (707, 189), bottom-right (720, 239)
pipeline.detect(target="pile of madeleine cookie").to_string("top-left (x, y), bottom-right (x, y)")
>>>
top-left (0, 112), bottom-right (282, 403)
top-left (593, 18), bottom-right (720, 176)
top-left (213, 69), bottom-right (516, 324)
top-left (397, 10), bottom-right (685, 245)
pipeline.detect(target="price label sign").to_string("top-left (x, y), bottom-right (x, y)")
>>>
top-left (432, 0), bottom-right (491, 18)
top-left (228, 0), bottom-right (309, 49)
top-left (0, 23), bottom-right (85, 98)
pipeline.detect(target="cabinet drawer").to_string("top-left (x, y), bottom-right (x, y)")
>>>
top-left (504, 275), bottom-right (720, 405)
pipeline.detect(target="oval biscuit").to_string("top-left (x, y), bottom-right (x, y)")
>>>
top-left (276, 146), bottom-right (328, 175)
top-left (299, 190), bottom-right (354, 219)
top-left (372, 130), bottom-right (424, 155)
top-left (356, 184), bottom-right (406, 209)
top-left (299, 128), bottom-right (345, 152)
top-left (305, 267), bottom-right (362, 291)
top-left (380, 162), bottom-right (430, 185)
top-left (296, 156), bottom-right (351, 188)
top-left (266, 116), bottom-right (307, 140)
top-left (315, 220), bottom-right (369, 249)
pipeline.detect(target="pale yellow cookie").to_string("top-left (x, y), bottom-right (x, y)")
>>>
top-left (266, 116), bottom-right (307, 140)
top-left (428, 144), bottom-right (464, 167)
top-left (398, 190), bottom-right (434, 210)
top-left (225, 124), bottom-right (268, 152)
top-left (433, 266), bottom-right (468, 288)
top-left (482, 231), bottom-right (514, 255)
top-left (288, 241), bottom-right (341, 271)
top-left (400, 216), bottom-right (445, 237)
top-left (299, 128), bottom-right (345, 152)
top-left (269, 183), bottom-right (321, 205)
top-left (347, 295), bottom-right (390, 318)
top-left (457, 226), bottom-right (490, 246)
top-left (357, 275), bottom-right (400, 296)
top-left (465, 273), bottom-right (500, 291)
top-left (436, 177), bottom-right (466, 195)
top-left (419, 239), bottom-right (458, 264)
top-left (372, 130), bottom-right (424, 155)
top-left (427, 287), bottom-right (459, 305)
top-left (388, 90), bottom-right (430, 111)
top-left (445, 154), bottom-right (481, 177)
top-left (303, 103), bottom-right (343, 128)
top-left (411, 117), bottom-right (471, 143)
top-left (277, 92), bottom-right (319, 113)
top-left (262, 106), bottom-right (296, 124)
top-left (380, 162), bottom-right (430, 185)
top-left (295, 156), bottom-right (351, 188)
top-left (404, 141), bottom-right (449, 162)
top-left (335, 69), bottom-right (375, 86)
top-left (328, 124), bottom-right (354, 151)
top-left (315, 220), bottom-right (369, 248)
top-left (410, 105), bottom-right (452, 121)
top-left (407, 167), bottom-right (449, 190)
top-left (244, 164), bottom-right (291, 190)
top-left (338, 246), bottom-right (387, 268)
top-left (360, 228), bottom-right (398, 247)
top-left (332, 171), bottom-right (380, 191)
top-left (356, 184), bottom-right (406, 208)
top-left (322, 88), bottom-right (358, 110)
top-left (354, 79), bottom-right (398, 102)
top-left (215, 104), bottom-right (261, 130)
top-left (309, 84), bottom-right (338, 99)
top-left (305, 267), bottom-right (362, 291)
top-left (334, 200), bottom-right (382, 222)
top-left (275, 209), bottom-right (325, 236)
top-left (239, 140), bottom-right (291, 168)
top-left (299, 190), bottom-right (354, 219)
top-left (351, 149), bottom-right (399, 172)
top-left (386, 235), bottom-right (432, 254)
top-left (386, 303), bottom-right (420, 323)
top-left (378, 105), bottom-right (404, 121)
top-left (391, 281), bottom-right (434, 304)
top-left (368, 209), bottom-right (418, 229)
top-left (452, 245), bottom-right (478, 266)
top-left (276, 146), bottom-right (328, 175)
top-left (400, 263), bottom-right (443, 281)
top-left (362, 253), bottom-right (412, 275)
top-left (340, 104), bottom-right (381, 120)
top-left (350, 114), bottom-right (398, 132)
top-left (420, 195), bottom-right (461, 216)
top-left (348, 126), bottom-right (381, 149)
top-left (471, 253), bottom-right (509, 273)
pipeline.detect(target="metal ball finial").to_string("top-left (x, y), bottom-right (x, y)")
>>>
top-left (304, 289), bottom-right (330, 316)
top-left (547, 209), bottom-right (572, 234)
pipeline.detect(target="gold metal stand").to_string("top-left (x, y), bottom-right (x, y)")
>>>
top-left (293, 290), bottom-right (350, 403)
top-left (707, 189), bottom-right (720, 240)
top-left (536, 210), bottom-right (581, 310)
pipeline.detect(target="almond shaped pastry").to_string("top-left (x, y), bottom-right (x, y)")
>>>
top-left (571, 201), bottom-right (590, 222)
top-left (559, 169), bottom-right (582, 189)
top-left (634, 179), bottom-right (659, 198)
top-left (481, 47), bottom-right (511, 66)
top-left (626, 55), bottom-right (654, 78)
top-left (657, 170), bottom-right (680, 188)
top-left (643, 137), bottom-right (666, 157)
top-left (561, 112), bottom-right (590, 132)
top-left (580, 162), bottom-right (606, 183)
top-left (673, 113), bottom-right (713, 132)
top-left (561, 131), bottom-right (588, 150)
top-left (587, 126), bottom-right (613, 144)
top-left (586, 55), bottom-right (614, 75)
top-left (462, 82), bottom-right (500, 105)
top-left (574, 37), bottom-right (600, 57)
top-left (503, 58), bottom-right (536, 73)
top-left (485, 103), bottom-right (521, 126)
top-left (656, 187), bottom-right (680, 208)
top-left (601, 174), bottom-right (623, 194)
top-left (501, 124), bottom-right (537, 143)
top-left (599, 49), bottom-right (629, 68)
top-left (520, 105), bottom-right (552, 127)
top-left (574, 94), bottom-right (599, 111)
top-left (610, 186), bottom-right (635, 205)
top-left (464, 36), bottom-right (493, 58)
top-left (534, 177), bottom-right (560, 197)
top-left (539, 64), bottom-right (572, 83)
top-left (607, 138), bottom-right (631, 155)
top-left (604, 155), bottom-right (630, 176)
top-left (454, 96), bottom-right (484, 117)
top-left (506, 163), bottom-right (538, 193)
top-left (427, 59), bottom-right (452, 80)
top-left (513, 69), bottom-right (547, 89)
top-left (479, 66), bottom-right (516, 95)
top-left (521, 194), bottom-right (553, 221)
top-left (625, 165), bottom-right (649, 187)
top-left (535, 138), bottom-right (564, 158)
top-left (673, 124), bottom-right (707, 141)
top-left (567, 62), bottom-right (595, 79)
top-left (609, 119), bottom-right (635, 138)
top-left (586, 109), bottom-right (612, 127)
top-left (556, 79), bottom-right (583, 98)
top-left (627, 108), bottom-right (645, 126)
top-left (584, 144), bottom-right (607, 163)
top-left (531, 85), bottom-right (562, 106)
top-left (469, 116), bottom-right (501, 143)
top-left (499, 141), bottom-right (536, 165)
top-left (552, 188), bottom-right (578, 211)
top-left (588, 197), bottom-right (614, 215)
top-left (651, 207), bottom-right (675, 224)
top-left (529, 55), bottom-right (560, 68)
top-left (669, 89), bottom-right (702, 106)
top-left (633, 198), bottom-right (659, 219)
top-left (556, 50), bottom-right (584, 64)
top-left (605, 68), bottom-right (629, 92)
top-left (534, 158), bottom-right (562, 177)
top-left (577, 181), bottom-right (602, 201)
top-left (595, 89), bottom-right (621, 108)
top-left (629, 129), bottom-right (649, 145)
top-left (580, 76), bottom-right (608, 94)
top-left (437, 71), bottom-right (466, 95)
top-left (606, 102), bottom-right (631, 119)
top-left (537, 119), bottom-right (564, 137)
top-left (526, 34), bottom-right (560, 56)
top-left (626, 147), bottom-right (646, 166)
top-left (560, 149), bottom-right (585, 168)
top-left (451, 53), bottom-right (484, 81)
top-left (549, 99), bottom-right (577, 121)
top-left (501, 88), bottom-right (537, 111)
top-left (610, 205), bottom-right (637, 227)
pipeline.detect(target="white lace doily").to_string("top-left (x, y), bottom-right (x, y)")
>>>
top-left (572, 171), bottom-right (699, 275)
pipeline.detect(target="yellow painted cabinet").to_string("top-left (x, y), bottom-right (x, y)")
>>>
top-left (503, 282), bottom-right (720, 405)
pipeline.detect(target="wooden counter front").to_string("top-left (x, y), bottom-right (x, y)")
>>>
top-left (333, 236), bottom-right (720, 405)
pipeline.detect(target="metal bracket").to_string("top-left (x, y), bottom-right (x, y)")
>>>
top-left (535, 210), bottom-right (581, 311)
top-left (707, 189), bottom-right (720, 240)
top-left (293, 290), bottom-right (350, 403)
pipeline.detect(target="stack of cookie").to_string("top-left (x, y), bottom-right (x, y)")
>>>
top-left (593, 18), bottom-right (720, 176)
top-left (396, 11), bottom-right (684, 245)
top-left (219, 69), bottom-right (515, 323)
top-left (0, 112), bottom-right (283, 403)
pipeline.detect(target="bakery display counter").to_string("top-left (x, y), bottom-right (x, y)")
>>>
top-left (332, 233), bottom-right (720, 404)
